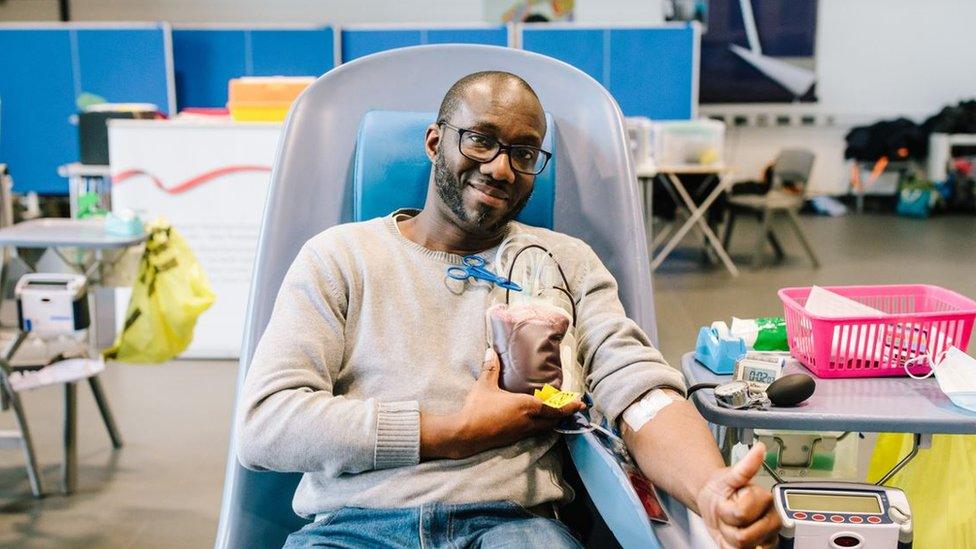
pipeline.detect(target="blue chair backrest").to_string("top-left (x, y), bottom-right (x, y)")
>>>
top-left (353, 110), bottom-right (555, 226)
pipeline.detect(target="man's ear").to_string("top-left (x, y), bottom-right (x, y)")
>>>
top-left (424, 123), bottom-right (441, 162)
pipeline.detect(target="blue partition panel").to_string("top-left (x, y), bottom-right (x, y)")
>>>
top-left (608, 28), bottom-right (695, 120)
top-left (251, 29), bottom-right (334, 76)
top-left (341, 26), bottom-right (508, 63)
top-left (0, 24), bottom-right (172, 194)
top-left (426, 28), bottom-right (508, 47)
top-left (76, 29), bottom-right (172, 109)
top-left (341, 30), bottom-right (421, 62)
top-left (520, 28), bottom-right (605, 84)
top-left (173, 30), bottom-right (247, 111)
top-left (521, 25), bottom-right (697, 121)
top-left (173, 26), bottom-right (335, 109)
top-left (1, 23), bottom-right (695, 194)
top-left (0, 30), bottom-right (77, 195)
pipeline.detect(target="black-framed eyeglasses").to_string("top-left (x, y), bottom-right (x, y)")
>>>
top-left (439, 121), bottom-right (552, 176)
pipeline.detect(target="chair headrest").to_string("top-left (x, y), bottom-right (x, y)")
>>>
top-left (353, 110), bottom-right (555, 228)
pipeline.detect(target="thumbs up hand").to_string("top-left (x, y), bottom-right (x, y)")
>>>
top-left (695, 443), bottom-right (782, 548)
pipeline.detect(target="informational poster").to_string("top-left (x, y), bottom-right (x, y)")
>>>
top-left (109, 119), bottom-right (280, 359)
top-left (701, 0), bottom-right (818, 103)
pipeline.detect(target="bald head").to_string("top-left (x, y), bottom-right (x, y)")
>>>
top-left (437, 71), bottom-right (544, 131)
top-left (421, 71), bottom-right (547, 239)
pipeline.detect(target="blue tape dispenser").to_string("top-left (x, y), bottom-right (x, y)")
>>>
top-left (694, 321), bottom-right (747, 375)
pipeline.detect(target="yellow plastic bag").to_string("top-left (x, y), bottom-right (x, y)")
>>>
top-left (104, 220), bottom-right (215, 363)
top-left (868, 433), bottom-right (976, 549)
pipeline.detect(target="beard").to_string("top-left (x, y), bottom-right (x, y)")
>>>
top-left (433, 151), bottom-right (531, 234)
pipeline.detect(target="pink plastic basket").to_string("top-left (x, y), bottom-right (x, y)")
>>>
top-left (778, 285), bottom-right (976, 378)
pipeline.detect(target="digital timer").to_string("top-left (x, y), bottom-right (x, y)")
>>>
top-left (733, 353), bottom-right (784, 390)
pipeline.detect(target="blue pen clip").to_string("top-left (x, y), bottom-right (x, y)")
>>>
top-left (446, 255), bottom-right (523, 291)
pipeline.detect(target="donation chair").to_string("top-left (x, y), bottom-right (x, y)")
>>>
top-left (722, 148), bottom-right (821, 268)
top-left (216, 44), bottom-right (710, 549)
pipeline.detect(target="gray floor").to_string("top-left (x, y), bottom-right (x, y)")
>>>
top-left (0, 361), bottom-right (235, 548)
top-left (0, 213), bottom-right (973, 548)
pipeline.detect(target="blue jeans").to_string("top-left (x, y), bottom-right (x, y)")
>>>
top-left (283, 501), bottom-right (582, 548)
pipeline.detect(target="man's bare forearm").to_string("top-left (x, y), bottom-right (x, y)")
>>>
top-left (621, 394), bottom-right (726, 514)
top-left (420, 412), bottom-right (462, 460)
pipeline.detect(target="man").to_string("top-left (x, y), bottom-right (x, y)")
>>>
top-left (238, 71), bottom-right (781, 548)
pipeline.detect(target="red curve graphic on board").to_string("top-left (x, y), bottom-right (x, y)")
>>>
top-left (113, 165), bottom-right (271, 194)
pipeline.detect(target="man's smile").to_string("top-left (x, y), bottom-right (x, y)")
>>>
top-left (468, 180), bottom-right (510, 205)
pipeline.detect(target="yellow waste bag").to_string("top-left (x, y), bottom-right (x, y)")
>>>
top-left (867, 433), bottom-right (976, 549)
top-left (104, 220), bottom-right (215, 363)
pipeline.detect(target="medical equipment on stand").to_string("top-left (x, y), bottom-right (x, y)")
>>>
top-left (734, 352), bottom-right (785, 390)
top-left (759, 431), bottom-right (853, 474)
top-left (15, 273), bottom-right (90, 334)
top-left (774, 481), bottom-right (912, 548)
top-left (446, 255), bottom-right (522, 291)
top-left (687, 373), bottom-right (816, 411)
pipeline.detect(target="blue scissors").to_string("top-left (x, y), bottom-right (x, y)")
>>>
top-left (446, 255), bottom-right (522, 291)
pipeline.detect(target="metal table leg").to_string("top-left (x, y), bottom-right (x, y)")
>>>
top-left (1, 373), bottom-right (43, 497)
top-left (649, 173), bottom-right (683, 251)
top-left (665, 172), bottom-right (739, 276)
top-left (651, 172), bottom-right (740, 276)
top-left (639, 176), bottom-right (654, 256)
top-left (62, 381), bottom-right (77, 495)
top-left (0, 332), bottom-right (42, 497)
top-left (88, 376), bottom-right (123, 448)
top-left (654, 173), bottom-right (719, 261)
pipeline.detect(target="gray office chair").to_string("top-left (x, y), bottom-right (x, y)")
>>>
top-left (722, 148), bottom-right (820, 268)
top-left (216, 44), bottom-right (707, 549)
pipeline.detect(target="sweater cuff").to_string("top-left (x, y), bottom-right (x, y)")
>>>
top-left (374, 401), bottom-right (420, 469)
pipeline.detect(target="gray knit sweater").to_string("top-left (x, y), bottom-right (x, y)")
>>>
top-left (236, 210), bottom-right (686, 519)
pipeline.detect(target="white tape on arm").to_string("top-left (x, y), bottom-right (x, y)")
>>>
top-left (621, 388), bottom-right (682, 433)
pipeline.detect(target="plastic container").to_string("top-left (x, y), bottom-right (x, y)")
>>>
top-left (625, 116), bottom-right (653, 169)
top-left (778, 285), bottom-right (976, 378)
top-left (227, 77), bottom-right (315, 122)
top-left (652, 119), bottom-right (725, 167)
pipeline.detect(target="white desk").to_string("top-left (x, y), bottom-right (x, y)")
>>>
top-left (637, 163), bottom-right (739, 276)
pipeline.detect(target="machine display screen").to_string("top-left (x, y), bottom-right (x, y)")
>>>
top-left (786, 492), bottom-right (882, 514)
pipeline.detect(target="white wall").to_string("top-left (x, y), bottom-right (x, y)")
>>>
top-left (817, 0), bottom-right (976, 121)
top-left (707, 0), bottom-right (976, 195)
top-left (574, 0), bottom-right (664, 24)
top-left (717, 125), bottom-right (848, 195)
top-left (0, 0), bottom-right (483, 24)
top-left (0, 0), bottom-right (59, 20)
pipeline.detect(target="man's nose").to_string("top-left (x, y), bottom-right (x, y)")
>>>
top-left (480, 151), bottom-right (516, 184)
